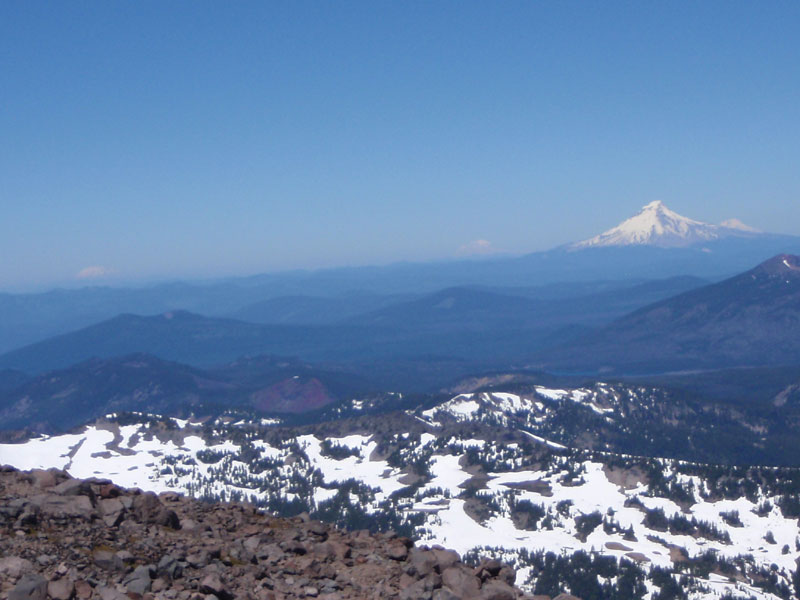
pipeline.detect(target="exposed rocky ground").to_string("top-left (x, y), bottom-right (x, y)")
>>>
top-left (0, 465), bottom-right (535, 600)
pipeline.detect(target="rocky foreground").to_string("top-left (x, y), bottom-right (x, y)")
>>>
top-left (0, 466), bottom-right (537, 600)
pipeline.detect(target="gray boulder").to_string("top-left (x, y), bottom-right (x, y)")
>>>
top-left (441, 567), bottom-right (480, 599)
top-left (47, 578), bottom-right (75, 600)
top-left (9, 573), bottom-right (47, 600)
top-left (480, 580), bottom-right (517, 600)
top-left (0, 556), bottom-right (35, 580)
top-left (122, 564), bottom-right (154, 595)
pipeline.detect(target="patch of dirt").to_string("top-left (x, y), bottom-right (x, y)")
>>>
top-left (605, 542), bottom-right (633, 551)
top-left (603, 465), bottom-right (648, 490)
top-left (669, 546), bottom-right (689, 563)
top-left (459, 473), bottom-right (492, 491)
top-left (501, 480), bottom-right (553, 497)
top-left (625, 552), bottom-right (650, 563)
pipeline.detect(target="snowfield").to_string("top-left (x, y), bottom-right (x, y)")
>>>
top-left (571, 200), bottom-right (758, 249)
top-left (1, 394), bottom-right (798, 600)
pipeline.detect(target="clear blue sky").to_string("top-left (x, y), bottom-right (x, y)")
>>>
top-left (2, 1), bottom-right (799, 290)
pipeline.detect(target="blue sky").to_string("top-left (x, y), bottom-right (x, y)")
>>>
top-left (2, 2), bottom-right (799, 290)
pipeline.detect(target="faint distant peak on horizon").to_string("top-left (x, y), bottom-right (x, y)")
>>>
top-left (571, 200), bottom-right (763, 250)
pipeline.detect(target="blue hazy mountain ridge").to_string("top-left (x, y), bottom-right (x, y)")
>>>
top-left (2, 256), bottom-right (800, 435)
top-left (344, 277), bottom-right (708, 331)
top-left (1, 199), bottom-right (800, 354)
top-left (0, 276), bottom-right (710, 375)
top-left (0, 275), bottom-right (695, 354)
top-left (236, 232), bottom-right (800, 295)
top-left (541, 254), bottom-right (800, 373)
top-left (0, 353), bottom-right (376, 433)
top-left (0, 202), bottom-right (798, 356)
top-left (0, 281), bottom-right (280, 354)
top-left (228, 292), bottom-right (419, 325)
top-left (0, 312), bottom-right (357, 374)
top-left (0, 369), bottom-right (30, 392)
top-left (0, 236), bottom-right (794, 355)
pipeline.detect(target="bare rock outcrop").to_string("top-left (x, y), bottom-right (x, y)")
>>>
top-left (0, 465), bottom-right (535, 600)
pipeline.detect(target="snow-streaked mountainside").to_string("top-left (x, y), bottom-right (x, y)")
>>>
top-left (573, 201), bottom-right (760, 249)
top-left (3, 387), bottom-right (800, 600)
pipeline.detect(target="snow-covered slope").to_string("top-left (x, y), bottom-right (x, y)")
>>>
top-left (721, 218), bottom-right (762, 233)
top-left (572, 201), bottom-right (760, 249)
top-left (2, 400), bottom-right (799, 600)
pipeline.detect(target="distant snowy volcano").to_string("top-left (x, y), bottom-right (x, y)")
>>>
top-left (572, 200), bottom-right (761, 249)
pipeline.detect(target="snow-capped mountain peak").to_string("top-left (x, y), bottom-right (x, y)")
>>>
top-left (720, 218), bottom-right (762, 233)
top-left (572, 201), bottom-right (759, 249)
